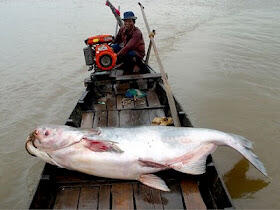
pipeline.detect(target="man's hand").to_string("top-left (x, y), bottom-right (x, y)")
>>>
top-left (111, 36), bottom-right (115, 43)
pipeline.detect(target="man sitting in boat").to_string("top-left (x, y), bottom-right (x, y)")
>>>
top-left (112, 11), bottom-right (145, 73)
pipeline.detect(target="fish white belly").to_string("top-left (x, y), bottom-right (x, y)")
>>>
top-left (49, 143), bottom-right (165, 180)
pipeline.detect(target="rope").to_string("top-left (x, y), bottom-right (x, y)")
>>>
top-left (149, 32), bottom-right (155, 38)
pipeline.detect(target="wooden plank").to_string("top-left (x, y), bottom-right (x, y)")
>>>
top-left (181, 179), bottom-right (207, 210)
top-left (93, 111), bottom-right (107, 128)
top-left (134, 96), bottom-right (147, 108)
top-left (94, 104), bottom-right (107, 111)
top-left (53, 187), bottom-right (80, 209)
top-left (149, 109), bottom-right (166, 124)
top-left (116, 95), bottom-right (123, 110)
top-left (114, 82), bottom-right (130, 95)
top-left (104, 105), bottom-right (165, 111)
top-left (117, 94), bottom-right (135, 110)
top-left (160, 183), bottom-right (184, 209)
top-left (84, 77), bottom-right (92, 87)
top-left (116, 73), bottom-right (161, 81)
top-left (137, 79), bottom-right (148, 90)
top-left (103, 83), bottom-right (113, 93)
top-left (108, 111), bottom-right (119, 127)
top-left (29, 178), bottom-right (56, 209)
top-left (147, 90), bottom-right (161, 107)
top-left (92, 96), bottom-right (107, 111)
top-left (106, 93), bottom-right (116, 110)
top-left (109, 69), bottom-right (124, 78)
top-left (78, 187), bottom-right (99, 209)
top-left (78, 90), bottom-right (89, 104)
top-left (119, 110), bottom-right (132, 126)
top-left (98, 185), bottom-right (111, 210)
top-left (135, 110), bottom-right (153, 126)
top-left (120, 110), bottom-right (150, 127)
top-left (150, 188), bottom-right (164, 210)
top-left (115, 69), bottom-right (124, 76)
top-left (93, 103), bottom-right (107, 111)
top-left (118, 94), bottom-right (148, 110)
top-left (109, 69), bottom-right (117, 78)
top-left (111, 183), bottom-right (134, 210)
top-left (123, 99), bottom-right (135, 109)
top-left (117, 105), bottom-right (165, 111)
top-left (55, 170), bottom-right (98, 184)
top-left (81, 112), bottom-right (94, 128)
top-left (92, 71), bottom-right (111, 77)
top-left (133, 183), bottom-right (155, 209)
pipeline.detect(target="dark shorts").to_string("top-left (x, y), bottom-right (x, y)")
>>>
top-left (111, 44), bottom-right (144, 72)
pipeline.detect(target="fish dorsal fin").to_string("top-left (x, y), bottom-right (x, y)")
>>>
top-left (139, 174), bottom-right (170, 191)
top-left (82, 137), bottom-right (123, 153)
top-left (169, 143), bottom-right (217, 175)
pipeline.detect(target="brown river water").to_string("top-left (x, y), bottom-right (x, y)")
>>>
top-left (0, 0), bottom-right (279, 208)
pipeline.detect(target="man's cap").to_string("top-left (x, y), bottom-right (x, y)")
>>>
top-left (122, 11), bottom-right (137, 20)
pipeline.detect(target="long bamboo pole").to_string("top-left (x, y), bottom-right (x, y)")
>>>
top-left (114, 6), bottom-right (120, 37)
top-left (139, 2), bottom-right (181, 127)
top-left (145, 29), bottom-right (155, 65)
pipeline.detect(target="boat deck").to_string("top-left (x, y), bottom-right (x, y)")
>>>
top-left (39, 166), bottom-right (205, 209)
top-left (67, 77), bottom-right (204, 209)
top-left (29, 70), bottom-right (232, 209)
top-left (81, 90), bottom-right (165, 128)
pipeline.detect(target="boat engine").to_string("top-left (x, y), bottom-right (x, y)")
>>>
top-left (83, 35), bottom-right (117, 71)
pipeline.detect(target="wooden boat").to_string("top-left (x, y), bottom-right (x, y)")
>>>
top-left (28, 64), bottom-right (234, 209)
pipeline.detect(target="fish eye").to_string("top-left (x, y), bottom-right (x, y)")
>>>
top-left (44, 130), bottom-right (50, 136)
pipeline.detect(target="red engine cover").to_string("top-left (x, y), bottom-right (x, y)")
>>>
top-left (95, 44), bottom-right (117, 71)
top-left (86, 35), bottom-right (113, 45)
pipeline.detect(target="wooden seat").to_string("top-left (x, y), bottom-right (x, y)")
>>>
top-left (116, 73), bottom-right (162, 81)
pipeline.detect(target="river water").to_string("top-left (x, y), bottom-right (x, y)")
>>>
top-left (0, 0), bottom-right (279, 208)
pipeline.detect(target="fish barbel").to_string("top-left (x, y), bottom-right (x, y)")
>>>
top-left (25, 125), bottom-right (267, 191)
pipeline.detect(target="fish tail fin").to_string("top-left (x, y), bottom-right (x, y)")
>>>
top-left (225, 134), bottom-right (267, 177)
top-left (229, 133), bottom-right (254, 149)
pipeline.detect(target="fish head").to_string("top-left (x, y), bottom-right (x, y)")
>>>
top-left (25, 126), bottom-right (61, 165)
top-left (25, 125), bottom-right (82, 155)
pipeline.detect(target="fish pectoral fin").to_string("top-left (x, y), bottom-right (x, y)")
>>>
top-left (82, 137), bottom-right (123, 153)
top-left (45, 153), bottom-right (65, 168)
top-left (139, 174), bottom-right (170, 192)
top-left (169, 143), bottom-right (217, 175)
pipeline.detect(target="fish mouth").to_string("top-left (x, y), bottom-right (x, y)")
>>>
top-left (25, 130), bottom-right (38, 157)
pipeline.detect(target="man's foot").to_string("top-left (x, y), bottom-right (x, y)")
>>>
top-left (133, 65), bottom-right (140, 73)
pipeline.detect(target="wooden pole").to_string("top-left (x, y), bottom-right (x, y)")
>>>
top-left (106, 0), bottom-right (123, 27)
top-left (115, 6), bottom-right (120, 37)
top-left (145, 29), bottom-right (155, 65)
top-left (138, 2), bottom-right (181, 127)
